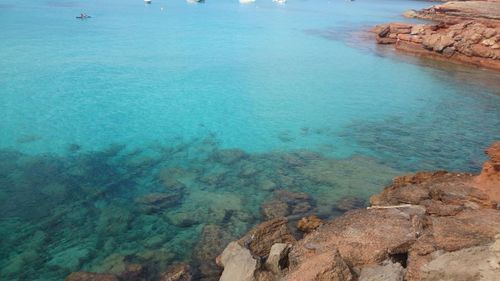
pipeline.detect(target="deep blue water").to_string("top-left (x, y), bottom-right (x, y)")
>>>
top-left (0, 0), bottom-right (499, 280)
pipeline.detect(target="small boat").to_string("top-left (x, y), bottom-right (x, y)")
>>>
top-left (187, 0), bottom-right (204, 3)
top-left (239, 0), bottom-right (255, 3)
top-left (76, 14), bottom-right (91, 19)
top-left (144, 0), bottom-right (152, 4)
top-left (273, 0), bottom-right (286, 4)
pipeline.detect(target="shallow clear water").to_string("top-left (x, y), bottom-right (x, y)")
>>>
top-left (0, 0), bottom-right (499, 280)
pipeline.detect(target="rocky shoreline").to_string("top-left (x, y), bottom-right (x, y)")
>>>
top-left (373, 0), bottom-right (500, 71)
top-left (212, 141), bottom-right (500, 281)
top-left (66, 141), bottom-right (500, 280)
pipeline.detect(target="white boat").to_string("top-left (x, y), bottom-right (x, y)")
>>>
top-left (187, 0), bottom-right (204, 3)
top-left (144, 0), bottom-right (152, 4)
top-left (273, 0), bottom-right (286, 4)
top-left (239, 0), bottom-right (255, 4)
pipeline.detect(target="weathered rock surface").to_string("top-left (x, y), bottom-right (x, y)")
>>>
top-left (420, 235), bottom-right (500, 281)
top-left (474, 141), bottom-right (500, 202)
top-left (217, 242), bottom-right (258, 281)
top-left (296, 215), bottom-right (323, 233)
top-left (373, 1), bottom-right (500, 70)
top-left (359, 260), bottom-right (405, 281)
top-left (218, 142), bottom-right (500, 281)
top-left (238, 217), bottom-right (296, 258)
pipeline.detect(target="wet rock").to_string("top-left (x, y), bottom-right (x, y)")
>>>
top-left (135, 192), bottom-right (182, 213)
top-left (120, 263), bottom-right (146, 281)
top-left (261, 200), bottom-right (289, 220)
top-left (159, 263), bottom-right (192, 281)
top-left (193, 224), bottom-right (233, 280)
top-left (65, 272), bottom-right (119, 281)
top-left (217, 241), bottom-right (258, 281)
top-left (261, 190), bottom-right (314, 220)
top-left (92, 254), bottom-right (127, 276)
top-left (359, 260), bottom-right (405, 281)
top-left (285, 247), bottom-right (353, 281)
top-left (333, 196), bottom-right (366, 212)
top-left (296, 215), bottom-right (323, 233)
top-left (238, 217), bottom-right (296, 258)
top-left (265, 243), bottom-right (291, 275)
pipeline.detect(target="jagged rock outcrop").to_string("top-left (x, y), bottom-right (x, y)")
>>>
top-left (218, 142), bottom-right (500, 281)
top-left (374, 1), bottom-right (500, 70)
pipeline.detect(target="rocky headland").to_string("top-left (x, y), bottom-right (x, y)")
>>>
top-left (66, 141), bottom-right (500, 281)
top-left (373, 0), bottom-right (500, 70)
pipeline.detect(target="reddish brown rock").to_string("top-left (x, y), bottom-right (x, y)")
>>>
top-left (290, 208), bottom-right (418, 267)
top-left (285, 248), bottom-right (353, 281)
top-left (159, 263), bottom-right (192, 281)
top-left (65, 272), bottom-right (118, 281)
top-left (238, 217), bottom-right (296, 257)
top-left (430, 208), bottom-right (500, 251)
top-left (261, 190), bottom-right (314, 220)
top-left (373, 1), bottom-right (500, 71)
top-left (473, 141), bottom-right (500, 203)
top-left (297, 215), bottom-right (324, 233)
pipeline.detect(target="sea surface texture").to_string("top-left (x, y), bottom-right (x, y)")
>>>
top-left (0, 0), bottom-right (499, 280)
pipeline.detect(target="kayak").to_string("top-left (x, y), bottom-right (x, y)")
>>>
top-left (76, 15), bottom-right (91, 19)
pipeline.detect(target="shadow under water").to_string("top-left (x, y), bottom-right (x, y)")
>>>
top-left (0, 136), bottom-right (401, 280)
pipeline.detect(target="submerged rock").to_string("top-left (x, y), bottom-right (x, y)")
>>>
top-left (135, 192), bottom-right (182, 213)
top-left (159, 263), bottom-right (192, 281)
top-left (296, 215), bottom-right (324, 233)
top-left (65, 272), bottom-right (118, 281)
top-left (261, 190), bottom-right (314, 220)
top-left (192, 224), bottom-right (233, 280)
top-left (238, 217), bottom-right (296, 258)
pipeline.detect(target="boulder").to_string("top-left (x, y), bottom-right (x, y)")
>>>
top-left (430, 208), bottom-right (500, 251)
top-left (420, 236), bottom-right (500, 281)
top-left (289, 208), bottom-right (418, 267)
top-left (265, 243), bottom-right (291, 275)
top-left (297, 215), bottom-right (323, 233)
top-left (193, 224), bottom-right (233, 280)
top-left (285, 248), bottom-right (353, 281)
top-left (218, 242), bottom-right (258, 281)
top-left (359, 260), bottom-right (405, 281)
top-left (238, 217), bottom-right (296, 257)
top-left (159, 263), bottom-right (192, 281)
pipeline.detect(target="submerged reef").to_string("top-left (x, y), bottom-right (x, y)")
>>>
top-left (0, 136), bottom-right (401, 281)
top-left (217, 141), bottom-right (500, 281)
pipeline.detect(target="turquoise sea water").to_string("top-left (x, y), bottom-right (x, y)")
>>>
top-left (1, 0), bottom-right (499, 280)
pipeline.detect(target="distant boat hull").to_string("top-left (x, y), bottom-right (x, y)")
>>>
top-left (144, 0), bottom-right (152, 4)
top-left (239, 0), bottom-right (255, 3)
